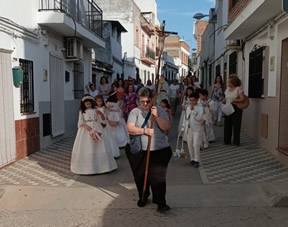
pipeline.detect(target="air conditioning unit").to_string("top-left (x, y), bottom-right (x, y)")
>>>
top-left (209, 8), bottom-right (217, 22)
top-left (226, 39), bottom-right (241, 49)
top-left (66, 38), bottom-right (83, 60)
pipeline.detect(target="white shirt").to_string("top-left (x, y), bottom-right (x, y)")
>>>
top-left (169, 84), bottom-right (179, 98)
top-left (225, 87), bottom-right (243, 103)
top-left (89, 90), bottom-right (98, 97)
top-left (182, 104), bottom-right (204, 131)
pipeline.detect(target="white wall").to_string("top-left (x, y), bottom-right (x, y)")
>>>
top-left (215, 0), bottom-right (228, 60)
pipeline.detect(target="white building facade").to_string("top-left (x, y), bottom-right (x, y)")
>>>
top-left (95, 0), bottom-right (159, 85)
top-left (225, 0), bottom-right (288, 159)
top-left (0, 0), bottom-right (105, 167)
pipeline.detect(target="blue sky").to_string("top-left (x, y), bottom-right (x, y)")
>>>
top-left (156, 0), bottom-right (215, 51)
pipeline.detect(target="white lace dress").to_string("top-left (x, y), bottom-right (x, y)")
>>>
top-left (96, 107), bottom-right (121, 158)
top-left (106, 102), bottom-right (129, 148)
top-left (70, 109), bottom-right (117, 175)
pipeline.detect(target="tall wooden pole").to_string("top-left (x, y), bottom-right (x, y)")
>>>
top-left (141, 21), bottom-right (177, 202)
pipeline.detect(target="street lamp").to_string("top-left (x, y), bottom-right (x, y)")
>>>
top-left (193, 13), bottom-right (209, 20)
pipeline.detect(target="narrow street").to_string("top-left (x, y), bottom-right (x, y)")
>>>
top-left (0, 108), bottom-right (288, 227)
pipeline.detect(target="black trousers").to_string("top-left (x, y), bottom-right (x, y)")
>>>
top-left (125, 146), bottom-right (172, 206)
top-left (224, 104), bottom-right (243, 145)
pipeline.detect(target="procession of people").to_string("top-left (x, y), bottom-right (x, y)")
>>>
top-left (71, 74), bottom-right (245, 212)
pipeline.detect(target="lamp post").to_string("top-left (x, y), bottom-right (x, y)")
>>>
top-left (193, 13), bottom-right (209, 20)
top-left (193, 12), bottom-right (214, 88)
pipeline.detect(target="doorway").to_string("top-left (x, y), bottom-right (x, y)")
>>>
top-left (278, 38), bottom-right (288, 155)
top-left (0, 50), bottom-right (16, 167)
top-left (49, 55), bottom-right (64, 137)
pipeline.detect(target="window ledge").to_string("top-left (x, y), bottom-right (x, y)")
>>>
top-left (21, 112), bottom-right (37, 116)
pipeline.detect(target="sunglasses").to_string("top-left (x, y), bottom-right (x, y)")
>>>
top-left (140, 100), bottom-right (151, 104)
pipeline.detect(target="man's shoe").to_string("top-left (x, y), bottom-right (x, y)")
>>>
top-left (137, 199), bottom-right (147, 207)
top-left (190, 160), bottom-right (195, 166)
top-left (194, 161), bottom-right (200, 168)
top-left (157, 204), bottom-right (170, 212)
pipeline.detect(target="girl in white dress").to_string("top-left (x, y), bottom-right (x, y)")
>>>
top-left (71, 95), bottom-right (117, 175)
top-left (95, 95), bottom-right (121, 158)
top-left (178, 86), bottom-right (194, 141)
top-left (106, 91), bottom-right (129, 148)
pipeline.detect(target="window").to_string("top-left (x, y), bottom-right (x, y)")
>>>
top-left (144, 70), bottom-right (147, 84)
top-left (216, 65), bottom-right (221, 76)
top-left (229, 51), bottom-right (237, 75)
top-left (135, 27), bottom-right (139, 47)
top-left (209, 65), bottom-right (212, 85)
top-left (136, 68), bottom-right (140, 81)
top-left (73, 63), bottom-right (84, 99)
top-left (231, 0), bottom-right (239, 8)
top-left (248, 47), bottom-right (265, 98)
top-left (19, 59), bottom-right (34, 113)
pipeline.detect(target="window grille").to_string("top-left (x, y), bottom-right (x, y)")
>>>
top-left (229, 51), bottom-right (237, 75)
top-left (19, 59), bottom-right (34, 113)
top-left (248, 46), bottom-right (264, 98)
top-left (73, 63), bottom-right (84, 99)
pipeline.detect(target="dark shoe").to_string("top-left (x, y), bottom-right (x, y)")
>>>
top-left (137, 199), bottom-right (147, 207)
top-left (194, 161), bottom-right (200, 168)
top-left (190, 160), bottom-right (195, 166)
top-left (157, 204), bottom-right (171, 212)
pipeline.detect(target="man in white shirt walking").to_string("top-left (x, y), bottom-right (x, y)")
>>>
top-left (169, 80), bottom-right (180, 114)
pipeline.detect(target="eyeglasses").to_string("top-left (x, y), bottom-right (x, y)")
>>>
top-left (140, 100), bottom-right (151, 104)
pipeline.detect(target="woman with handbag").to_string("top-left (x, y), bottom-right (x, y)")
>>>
top-left (126, 87), bottom-right (172, 212)
top-left (223, 75), bottom-right (246, 146)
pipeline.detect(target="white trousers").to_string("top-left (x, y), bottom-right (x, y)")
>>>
top-left (202, 123), bottom-right (215, 148)
top-left (213, 101), bottom-right (223, 122)
top-left (186, 128), bottom-right (203, 162)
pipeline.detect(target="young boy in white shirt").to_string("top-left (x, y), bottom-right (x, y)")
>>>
top-left (199, 89), bottom-right (216, 149)
top-left (181, 93), bottom-right (204, 168)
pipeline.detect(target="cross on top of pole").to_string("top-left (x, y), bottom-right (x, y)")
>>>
top-left (156, 20), bottom-right (178, 40)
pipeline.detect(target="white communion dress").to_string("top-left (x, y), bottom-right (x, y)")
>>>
top-left (96, 106), bottom-right (121, 158)
top-left (106, 101), bottom-right (129, 148)
top-left (71, 108), bottom-right (117, 175)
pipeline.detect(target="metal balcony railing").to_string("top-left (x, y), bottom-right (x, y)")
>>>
top-left (39, 0), bottom-right (103, 37)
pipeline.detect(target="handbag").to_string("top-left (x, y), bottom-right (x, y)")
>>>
top-left (221, 103), bottom-right (235, 116)
top-left (236, 95), bottom-right (249, 109)
top-left (129, 110), bottom-right (151, 154)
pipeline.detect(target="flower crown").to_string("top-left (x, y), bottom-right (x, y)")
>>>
top-left (82, 96), bottom-right (94, 102)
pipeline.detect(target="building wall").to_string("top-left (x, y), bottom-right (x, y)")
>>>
top-left (0, 0), bottom-right (95, 159)
top-left (241, 16), bottom-right (288, 157)
top-left (228, 0), bottom-right (251, 23)
top-left (194, 21), bottom-right (209, 54)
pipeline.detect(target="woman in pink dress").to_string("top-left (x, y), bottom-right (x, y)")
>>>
top-left (123, 84), bottom-right (139, 122)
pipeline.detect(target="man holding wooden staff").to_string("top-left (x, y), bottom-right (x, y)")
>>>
top-left (126, 87), bottom-right (172, 212)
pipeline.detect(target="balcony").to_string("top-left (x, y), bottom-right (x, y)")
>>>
top-left (225, 0), bottom-right (283, 40)
top-left (141, 47), bottom-right (156, 65)
top-left (141, 21), bottom-right (155, 36)
top-left (38, 0), bottom-right (105, 48)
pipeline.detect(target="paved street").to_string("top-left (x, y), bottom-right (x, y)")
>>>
top-left (0, 109), bottom-right (288, 227)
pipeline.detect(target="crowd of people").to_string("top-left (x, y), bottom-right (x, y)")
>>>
top-left (70, 73), bottom-right (245, 212)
